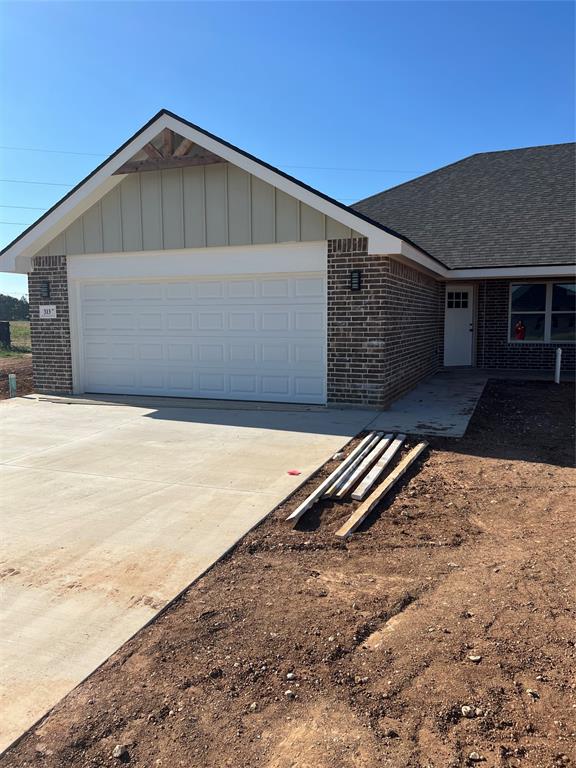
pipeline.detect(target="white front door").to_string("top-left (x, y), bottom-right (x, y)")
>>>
top-left (444, 285), bottom-right (474, 366)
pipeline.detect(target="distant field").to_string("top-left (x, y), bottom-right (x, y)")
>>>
top-left (0, 321), bottom-right (31, 357)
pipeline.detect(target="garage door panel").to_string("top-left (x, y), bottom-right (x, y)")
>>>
top-left (295, 311), bottom-right (323, 331)
top-left (261, 343), bottom-right (289, 363)
top-left (295, 277), bottom-right (324, 297)
top-left (261, 312), bottom-right (290, 331)
top-left (140, 344), bottom-right (163, 361)
top-left (228, 280), bottom-right (256, 299)
top-left (294, 343), bottom-right (324, 363)
top-left (261, 376), bottom-right (290, 395)
top-left (229, 312), bottom-right (256, 331)
top-left (295, 376), bottom-right (324, 397)
top-left (84, 312), bottom-right (108, 331)
top-left (230, 374), bottom-right (257, 394)
top-left (166, 313), bottom-right (193, 330)
top-left (197, 281), bottom-right (224, 299)
top-left (198, 344), bottom-right (225, 363)
top-left (198, 373), bottom-right (226, 394)
top-left (197, 312), bottom-right (224, 331)
top-left (229, 344), bottom-right (256, 363)
top-left (84, 342), bottom-right (108, 360)
top-left (167, 344), bottom-right (193, 361)
top-left (79, 273), bottom-right (326, 404)
top-left (111, 343), bottom-right (136, 360)
top-left (110, 313), bottom-right (135, 331)
top-left (261, 279), bottom-right (290, 298)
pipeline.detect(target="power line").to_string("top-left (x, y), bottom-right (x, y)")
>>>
top-left (0, 204), bottom-right (47, 210)
top-left (0, 178), bottom-right (73, 187)
top-left (0, 221), bottom-right (32, 225)
top-left (0, 144), bottom-right (417, 173)
top-left (282, 165), bottom-right (414, 173)
top-left (0, 145), bottom-right (105, 157)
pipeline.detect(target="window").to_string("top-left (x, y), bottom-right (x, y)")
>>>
top-left (551, 283), bottom-right (576, 341)
top-left (510, 284), bottom-right (546, 341)
top-left (509, 282), bottom-right (576, 343)
top-left (447, 290), bottom-right (469, 309)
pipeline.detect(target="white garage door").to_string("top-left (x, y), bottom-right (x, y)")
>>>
top-left (78, 273), bottom-right (326, 404)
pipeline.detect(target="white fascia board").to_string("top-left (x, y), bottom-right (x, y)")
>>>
top-left (398, 241), bottom-right (449, 277)
top-left (2, 111), bottom-right (406, 274)
top-left (13, 175), bottom-right (124, 273)
top-left (449, 264), bottom-right (576, 279)
top-left (2, 118), bottom-right (174, 273)
top-left (161, 114), bottom-right (403, 254)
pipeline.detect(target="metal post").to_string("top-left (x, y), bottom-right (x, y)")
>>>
top-left (554, 347), bottom-right (562, 384)
top-left (8, 373), bottom-right (17, 398)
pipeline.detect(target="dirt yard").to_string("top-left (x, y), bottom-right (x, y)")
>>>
top-left (0, 355), bottom-right (33, 399)
top-left (2, 380), bottom-right (575, 768)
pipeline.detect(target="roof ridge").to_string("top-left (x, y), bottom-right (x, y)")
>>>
top-left (474, 141), bottom-right (576, 156)
top-left (352, 153), bottom-right (477, 205)
top-left (352, 141), bottom-right (576, 207)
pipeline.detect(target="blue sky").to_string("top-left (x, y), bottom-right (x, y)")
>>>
top-left (0, 0), bottom-right (574, 298)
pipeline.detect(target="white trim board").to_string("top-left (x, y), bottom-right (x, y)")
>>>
top-left (0, 111), bottom-right (404, 274)
top-left (67, 242), bottom-right (327, 281)
top-left (1, 110), bottom-right (573, 281)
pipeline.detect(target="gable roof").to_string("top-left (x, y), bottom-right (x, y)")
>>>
top-left (352, 142), bottom-right (576, 269)
top-left (1, 109), bottom-right (428, 273)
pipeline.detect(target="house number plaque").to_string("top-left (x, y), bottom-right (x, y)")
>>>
top-left (39, 305), bottom-right (57, 319)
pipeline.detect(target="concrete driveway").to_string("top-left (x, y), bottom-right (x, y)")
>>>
top-left (0, 396), bottom-right (376, 752)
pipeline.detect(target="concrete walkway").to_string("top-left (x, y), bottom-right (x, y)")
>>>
top-left (0, 397), bottom-right (377, 751)
top-left (370, 369), bottom-right (488, 437)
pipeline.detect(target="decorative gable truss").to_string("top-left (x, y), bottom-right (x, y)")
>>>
top-left (35, 153), bottom-right (365, 258)
top-left (2, 110), bottom-right (416, 274)
top-left (114, 128), bottom-right (225, 174)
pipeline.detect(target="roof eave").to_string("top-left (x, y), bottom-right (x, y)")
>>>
top-left (3, 109), bottom-right (440, 274)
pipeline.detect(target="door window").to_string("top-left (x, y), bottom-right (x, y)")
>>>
top-left (447, 290), bottom-right (469, 309)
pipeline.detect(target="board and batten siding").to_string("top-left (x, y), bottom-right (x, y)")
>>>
top-left (37, 164), bottom-right (361, 257)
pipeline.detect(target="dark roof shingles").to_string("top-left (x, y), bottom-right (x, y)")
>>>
top-left (352, 143), bottom-right (576, 269)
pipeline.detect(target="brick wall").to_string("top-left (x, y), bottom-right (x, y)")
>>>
top-left (476, 280), bottom-right (575, 371)
top-left (382, 258), bottom-right (445, 404)
top-left (28, 254), bottom-right (73, 393)
top-left (327, 238), bottom-right (444, 407)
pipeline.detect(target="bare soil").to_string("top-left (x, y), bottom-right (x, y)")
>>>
top-left (2, 380), bottom-right (575, 768)
top-left (0, 355), bottom-right (33, 399)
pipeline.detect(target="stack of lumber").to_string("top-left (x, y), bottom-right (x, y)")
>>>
top-left (286, 431), bottom-right (428, 538)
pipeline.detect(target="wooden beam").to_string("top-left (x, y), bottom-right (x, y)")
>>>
top-left (161, 128), bottom-right (173, 158)
top-left (285, 433), bottom-right (379, 526)
top-left (323, 432), bottom-right (383, 498)
top-left (334, 442), bottom-right (428, 539)
top-left (113, 153), bottom-right (225, 174)
top-left (173, 138), bottom-right (195, 158)
top-left (142, 142), bottom-right (163, 160)
top-left (334, 434), bottom-right (393, 499)
top-left (351, 434), bottom-right (406, 500)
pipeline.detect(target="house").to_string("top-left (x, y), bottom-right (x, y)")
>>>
top-left (0, 110), bottom-right (574, 407)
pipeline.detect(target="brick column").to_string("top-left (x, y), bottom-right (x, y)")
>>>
top-left (327, 237), bottom-right (389, 406)
top-left (327, 238), bottom-right (444, 408)
top-left (28, 254), bottom-right (73, 393)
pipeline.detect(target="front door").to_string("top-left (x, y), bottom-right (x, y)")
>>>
top-left (444, 285), bottom-right (474, 366)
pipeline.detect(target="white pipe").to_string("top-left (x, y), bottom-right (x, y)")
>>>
top-left (554, 347), bottom-right (562, 384)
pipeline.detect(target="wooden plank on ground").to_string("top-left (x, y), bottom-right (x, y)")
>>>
top-left (335, 441), bottom-right (429, 539)
top-left (334, 434), bottom-right (394, 499)
top-left (323, 432), bottom-right (383, 498)
top-left (351, 434), bottom-right (406, 501)
top-left (285, 432), bottom-right (379, 526)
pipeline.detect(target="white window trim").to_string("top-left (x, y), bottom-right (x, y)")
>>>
top-left (508, 281), bottom-right (576, 344)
